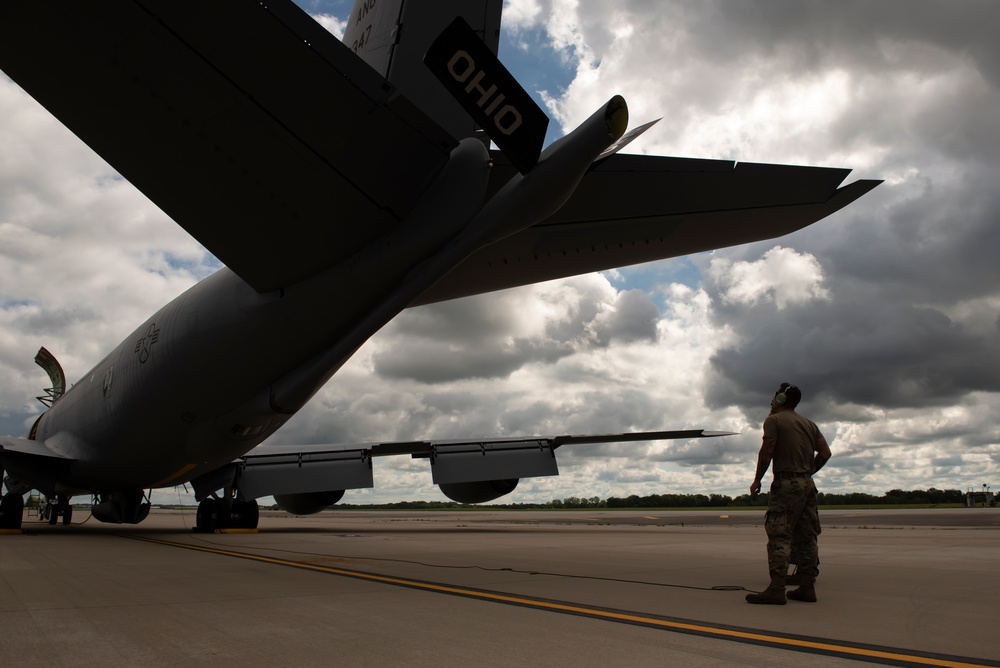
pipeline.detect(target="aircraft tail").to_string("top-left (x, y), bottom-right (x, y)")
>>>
top-left (344, 0), bottom-right (502, 142)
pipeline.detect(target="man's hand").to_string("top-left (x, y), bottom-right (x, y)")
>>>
top-left (750, 480), bottom-right (762, 496)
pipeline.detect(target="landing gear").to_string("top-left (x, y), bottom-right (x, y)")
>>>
top-left (0, 492), bottom-right (25, 530)
top-left (195, 497), bottom-right (217, 531)
top-left (0, 466), bottom-right (22, 531)
top-left (194, 492), bottom-right (258, 532)
top-left (234, 499), bottom-right (259, 529)
top-left (44, 496), bottom-right (73, 525)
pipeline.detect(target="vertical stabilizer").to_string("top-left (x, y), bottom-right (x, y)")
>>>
top-left (344, 0), bottom-right (502, 141)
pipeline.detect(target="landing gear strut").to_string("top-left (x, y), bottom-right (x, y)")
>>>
top-left (194, 486), bottom-right (258, 532)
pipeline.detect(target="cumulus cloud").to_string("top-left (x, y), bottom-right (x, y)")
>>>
top-left (706, 246), bottom-right (830, 309)
top-left (312, 13), bottom-right (347, 39)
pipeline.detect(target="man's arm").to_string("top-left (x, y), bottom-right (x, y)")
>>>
top-left (750, 418), bottom-right (777, 495)
top-left (813, 436), bottom-right (831, 474)
top-left (750, 449), bottom-right (772, 495)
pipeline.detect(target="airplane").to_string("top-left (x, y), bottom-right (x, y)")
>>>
top-left (0, 0), bottom-right (880, 532)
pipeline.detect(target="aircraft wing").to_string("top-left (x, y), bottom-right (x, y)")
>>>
top-left (0, 436), bottom-right (73, 461)
top-left (0, 0), bottom-right (456, 293)
top-left (413, 153), bottom-right (882, 305)
top-left (192, 429), bottom-right (733, 503)
top-left (0, 436), bottom-right (75, 497)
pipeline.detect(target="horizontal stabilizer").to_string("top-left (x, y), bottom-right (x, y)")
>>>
top-left (425, 17), bottom-right (548, 173)
top-left (414, 153), bottom-right (882, 306)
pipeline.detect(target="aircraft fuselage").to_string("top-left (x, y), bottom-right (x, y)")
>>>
top-left (31, 106), bottom-right (622, 496)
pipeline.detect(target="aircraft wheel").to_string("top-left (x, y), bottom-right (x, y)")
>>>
top-left (48, 504), bottom-right (58, 525)
top-left (195, 498), bottom-right (217, 532)
top-left (62, 505), bottom-right (73, 525)
top-left (0, 493), bottom-right (24, 529)
top-left (235, 500), bottom-right (259, 529)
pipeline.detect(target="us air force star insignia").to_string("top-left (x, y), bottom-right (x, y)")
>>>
top-left (135, 323), bottom-right (160, 363)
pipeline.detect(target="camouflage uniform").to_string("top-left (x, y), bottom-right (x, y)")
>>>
top-left (789, 516), bottom-right (821, 580)
top-left (766, 476), bottom-right (820, 579)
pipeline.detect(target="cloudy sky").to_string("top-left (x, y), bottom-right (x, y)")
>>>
top-left (2, 1), bottom-right (998, 506)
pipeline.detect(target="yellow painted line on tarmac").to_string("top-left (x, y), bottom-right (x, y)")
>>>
top-left (214, 528), bottom-right (259, 534)
top-left (124, 534), bottom-right (997, 668)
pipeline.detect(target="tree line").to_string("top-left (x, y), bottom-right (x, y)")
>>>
top-left (603, 487), bottom-right (965, 508)
top-left (328, 488), bottom-right (966, 510)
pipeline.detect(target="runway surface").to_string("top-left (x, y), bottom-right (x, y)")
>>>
top-left (2, 508), bottom-right (997, 667)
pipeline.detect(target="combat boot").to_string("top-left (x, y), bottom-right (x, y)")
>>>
top-left (786, 576), bottom-right (817, 602)
top-left (746, 577), bottom-right (786, 605)
top-left (785, 568), bottom-right (801, 586)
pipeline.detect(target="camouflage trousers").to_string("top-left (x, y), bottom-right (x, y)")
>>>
top-left (765, 477), bottom-right (820, 580)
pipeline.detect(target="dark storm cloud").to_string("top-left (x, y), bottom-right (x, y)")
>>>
top-left (679, 0), bottom-right (999, 79)
top-left (679, 0), bottom-right (1000, 432)
top-left (703, 165), bottom-right (1000, 419)
top-left (496, 388), bottom-right (665, 437)
top-left (372, 337), bottom-right (568, 383)
top-left (381, 294), bottom-right (524, 341)
top-left (822, 173), bottom-right (1000, 306)
top-left (570, 388), bottom-right (665, 432)
top-left (731, 1), bottom-right (1000, 170)
top-left (706, 291), bottom-right (1000, 416)
top-left (592, 289), bottom-right (659, 345)
top-left (371, 293), bottom-right (571, 382)
top-left (648, 437), bottom-right (757, 467)
top-left (373, 277), bottom-right (649, 383)
top-left (4, 303), bottom-right (103, 335)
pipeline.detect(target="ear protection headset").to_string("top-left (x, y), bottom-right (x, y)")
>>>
top-left (775, 384), bottom-right (798, 406)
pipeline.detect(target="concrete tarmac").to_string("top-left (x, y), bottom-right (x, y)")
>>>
top-left (1, 508), bottom-right (997, 667)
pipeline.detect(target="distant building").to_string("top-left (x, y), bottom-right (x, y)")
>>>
top-left (965, 489), bottom-right (994, 507)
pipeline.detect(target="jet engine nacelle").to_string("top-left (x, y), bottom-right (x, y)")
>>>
top-left (273, 489), bottom-right (345, 515)
top-left (439, 479), bottom-right (518, 504)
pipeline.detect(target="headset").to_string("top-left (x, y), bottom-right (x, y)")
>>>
top-left (774, 384), bottom-right (798, 406)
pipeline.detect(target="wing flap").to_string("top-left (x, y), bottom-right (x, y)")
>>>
top-left (0, 0), bottom-right (456, 292)
top-left (236, 448), bottom-right (373, 500)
